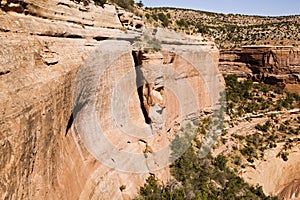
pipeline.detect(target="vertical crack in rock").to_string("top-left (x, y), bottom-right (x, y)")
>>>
top-left (132, 51), bottom-right (167, 134)
top-left (132, 51), bottom-right (152, 124)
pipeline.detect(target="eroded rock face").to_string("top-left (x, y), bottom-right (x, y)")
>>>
top-left (117, 7), bottom-right (144, 30)
top-left (1, 0), bottom-right (122, 28)
top-left (0, 2), bottom-right (223, 200)
top-left (278, 179), bottom-right (300, 200)
top-left (219, 46), bottom-right (300, 93)
top-left (3, 0), bottom-right (300, 199)
top-left (242, 146), bottom-right (300, 200)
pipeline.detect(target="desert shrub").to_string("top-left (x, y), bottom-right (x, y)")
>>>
top-left (255, 121), bottom-right (271, 132)
top-left (247, 157), bottom-right (254, 163)
top-left (151, 13), bottom-right (158, 21)
top-left (241, 145), bottom-right (255, 157)
top-left (145, 13), bottom-right (150, 19)
top-left (233, 155), bottom-right (242, 165)
top-left (94, 0), bottom-right (107, 6)
top-left (281, 152), bottom-right (289, 161)
top-left (279, 124), bottom-right (286, 132)
top-left (135, 138), bottom-right (277, 199)
top-left (232, 134), bottom-right (245, 141)
top-left (145, 37), bottom-right (161, 52)
top-left (273, 86), bottom-right (283, 94)
top-left (269, 142), bottom-right (277, 148)
top-left (213, 154), bottom-right (227, 171)
top-left (157, 12), bottom-right (170, 27)
top-left (119, 185), bottom-right (126, 191)
top-left (196, 23), bottom-right (209, 34)
top-left (136, 0), bottom-right (143, 7)
top-left (111, 0), bottom-right (134, 10)
top-left (176, 19), bottom-right (188, 27)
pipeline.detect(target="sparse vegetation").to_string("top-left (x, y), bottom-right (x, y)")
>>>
top-left (255, 121), bottom-right (271, 132)
top-left (94, 0), bottom-right (107, 7)
top-left (280, 152), bottom-right (289, 161)
top-left (119, 185), bottom-right (126, 191)
top-left (135, 73), bottom-right (298, 199)
top-left (110, 0), bottom-right (134, 10)
top-left (144, 7), bottom-right (300, 48)
top-left (225, 74), bottom-right (299, 118)
top-left (157, 12), bottom-right (170, 27)
top-left (135, 140), bottom-right (278, 200)
top-left (224, 74), bottom-right (300, 163)
top-left (136, 0), bottom-right (143, 7)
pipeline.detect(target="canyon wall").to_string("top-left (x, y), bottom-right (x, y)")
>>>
top-left (0, 1), bottom-right (125, 198)
top-left (1, 0), bottom-right (299, 199)
top-left (0, 1), bottom-right (223, 199)
top-left (242, 145), bottom-right (300, 200)
top-left (219, 46), bottom-right (300, 93)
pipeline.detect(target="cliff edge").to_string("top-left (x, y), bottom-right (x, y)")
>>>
top-left (0, 1), bottom-right (223, 199)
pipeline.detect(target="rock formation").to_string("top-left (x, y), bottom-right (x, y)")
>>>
top-left (117, 6), bottom-right (144, 29)
top-left (242, 145), bottom-right (300, 200)
top-left (2, 0), bottom-right (299, 199)
top-left (0, 1), bottom-right (223, 199)
top-left (219, 45), bottom-right (300, 94)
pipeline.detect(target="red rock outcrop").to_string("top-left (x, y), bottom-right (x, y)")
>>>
top-left (242, 145), bottom-right (300, 200)
top-left (0, 0), bottom-right (122, 28)
top-left (219, 46), bottom-right (300, 93)
top-left (0, 1), bottom-right (223, 199)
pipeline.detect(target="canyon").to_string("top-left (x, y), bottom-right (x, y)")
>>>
top-left (0, 0), bottom-right (300, 199)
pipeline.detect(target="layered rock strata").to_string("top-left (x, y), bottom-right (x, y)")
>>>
top-left (219, 46), bottom-right (300, 93)
top-left (0, 1), bottom-right (223, 199)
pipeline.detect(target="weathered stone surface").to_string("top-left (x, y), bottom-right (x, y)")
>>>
top-left (219, 46), bottom-right (300, 93)
top-left (5, 1), bottom-right (300, 199)
top-left (0, 1), bottom-right (223, 199)
top-left (1, 0), bottom-right (122, 28)
top-left (117, 7), bottom-right (144, 30)
top-left (242, 145), bottom-right (300, 200)
top-left (0, 11), bottom-right (129, 40)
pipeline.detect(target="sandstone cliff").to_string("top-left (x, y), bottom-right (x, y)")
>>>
top-left (242, 145), bottom-right (300, 200)
top-left (0, 1), bottom-right (223, 199)
top-left (219, 46), bottom-right (300, 94)
top-left (3, 1), bottom-right (299, 199)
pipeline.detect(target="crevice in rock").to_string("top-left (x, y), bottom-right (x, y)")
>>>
top-left (0, 70), bottom-right (10, 76)
top-left (65, 34), bottom-right (83, 39)
top-left (132, 51), bottom-right (152, 124)
top-left (93, 36), bottom-right (109, 41)
top-left (65, 20), bottom-right (93, 27)
top-left (0, 28), bottom-right (10, 33)
top-left (57, 2), bottom-right (71, 8)
top-left (36, 33), bottom-right (83, 39)
top-left (65, 91), bottom-right (88, 135)
top-left (1, 1), bottom-right (28, 13)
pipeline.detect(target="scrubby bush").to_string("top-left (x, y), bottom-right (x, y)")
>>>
top-left (213, 154), bottom-right (227, 171)
top-left (151, 13), bottom-right (158, 21)
top-left (119, 185), bottom-right (126, 191)
top-left (281, 152), bottom-right (289, 161)
top-left (94, 0), bottom-right (107, 6)
top-left (111, 0), bottom-right (134, 10)
top-left (255, 121), bottom-right (271, 132)
top-left (145, 13), bottom-right (150, 19)
top-left (157, 12), bottom-right (170, 27)
top-left (176, 19), bottom-right (188, 27)
top-left (136, 0), bottom-right (143, 7)
top-left (135, 139), bottom-right (277, 199)
top-left (196, 22), bottom-right (209, 34)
